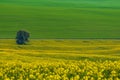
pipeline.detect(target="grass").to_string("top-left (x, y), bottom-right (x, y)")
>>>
top-left (0, 0), bottom-right (120, 38)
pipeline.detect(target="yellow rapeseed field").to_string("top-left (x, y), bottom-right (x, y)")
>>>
top-left (0, 39), bottom-right (120, 80)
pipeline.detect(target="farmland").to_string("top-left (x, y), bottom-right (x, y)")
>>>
top-left (0, 0), bottom-right (120, 38)
top-left (0, 39), bottom-right (120, 79)
top-left (1, 0), bottom-right (120, 79)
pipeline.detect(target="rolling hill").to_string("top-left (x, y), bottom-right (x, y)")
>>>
top-left (0, 0), bottom-right (120, 39)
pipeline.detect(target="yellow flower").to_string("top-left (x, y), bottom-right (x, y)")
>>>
top-left (4, 78), bottom-right (10, 80)
top-left (0, 72), bottom-right (3, 77)
top-left (29, 74), bottom-right (35, 79)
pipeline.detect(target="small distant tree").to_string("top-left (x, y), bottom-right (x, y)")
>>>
top-left (16, 30), bottom-right (30, 45)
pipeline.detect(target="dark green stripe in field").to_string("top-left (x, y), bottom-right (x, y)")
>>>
top-left (0, 0), bottom-right (120, 38)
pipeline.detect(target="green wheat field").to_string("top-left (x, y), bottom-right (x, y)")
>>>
top-left (0, 0), bottom-right (120, 80)
top-left (0, 0), bottom-right (120, 38)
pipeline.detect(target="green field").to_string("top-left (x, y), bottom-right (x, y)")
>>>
top-left (0, 0), bottom-right (120, 38)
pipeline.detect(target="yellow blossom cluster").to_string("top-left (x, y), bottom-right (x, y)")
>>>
top-left (0, 60), bottom-right (120, 80)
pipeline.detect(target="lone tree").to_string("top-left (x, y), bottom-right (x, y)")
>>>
top-left (16, 30), bottom-right (30, 45)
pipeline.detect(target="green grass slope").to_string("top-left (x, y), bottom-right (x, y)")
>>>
top-left (0, 0), bottom-right (120, 38)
